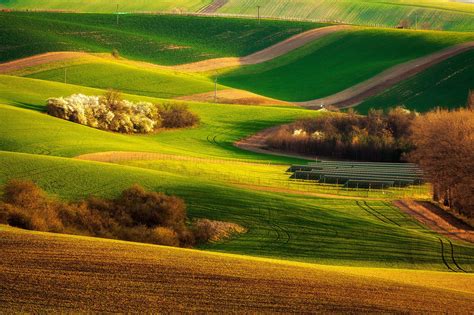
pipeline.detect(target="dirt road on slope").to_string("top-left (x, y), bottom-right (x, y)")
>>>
top-left (298, 41), bottom-right (474, 109)
top-left (198, 0), bottom-right (228, 13)
top-left (0, 52), bottom-right (90, 74)
top-left (394, 200), bottom-right (474, 243)
top-left (0, 25), bottom-right (350, 75)
top-left (172, 25), bottom-right (352, 72)
top-left (176, 88), bottom-right (293, 106)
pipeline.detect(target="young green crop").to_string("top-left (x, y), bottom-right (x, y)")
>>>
top-left (220, 28), bottom-right (474, 102)
top-left (0, 12), bottom-right (322, 64)
top-left (0, 0), bottom-right (212, 12)
top-left (356, 49), bottom-right (474, 113)
top-left (218, 0), bottom-right (474, 32)
top-left (24, 59), bottom-right (223, 99)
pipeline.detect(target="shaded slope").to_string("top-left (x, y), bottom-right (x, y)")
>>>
top-left (0, 11), bottom-right (318, 65)
top-left (356, 49), bottom-right (474, 113)
top-left (220, 28), bottom-right (474, 102)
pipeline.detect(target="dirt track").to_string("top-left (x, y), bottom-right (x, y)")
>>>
top-left (0, 52), bottom-right (90, 74)
top-left (171, 25), bottom-right (352, 72)
top-left (198, 0), bottom-right (228, 13)
top-left (393, 200), bottom-right (474, 244)
top-left (176, 88), bottom-right (293, 106)
top-left (298, 41), bottom-right (474, 108)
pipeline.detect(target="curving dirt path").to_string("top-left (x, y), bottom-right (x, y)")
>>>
top-left (171, 25), bottom-right (352, 72)
top-left (176, 88), bottom-right (293, 106)
top-left (393, 200), bottom-right (474, 244)
top-left (0, 51), bottom-right (90, 74)
top-left (298, 41), bottom-right (474, 108)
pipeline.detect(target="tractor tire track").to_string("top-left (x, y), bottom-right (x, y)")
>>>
top-left (439, 238), bottom-right (456, 272)
top-left (363, 201), bottom-right (401, 226)
top-left (448, 240), bottom-right (468, 273)
top-left (356, 201), bottom-right (389, 224)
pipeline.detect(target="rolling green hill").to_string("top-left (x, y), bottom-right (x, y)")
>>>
top-left (1, 150), bottom-right (472, 270)
top-left (0, 75), bottom-right (473, 271)
top-left (218, 0), bottom-right (474, 32)
top-left (16, 56), bottom-right (224, 99)
top-left (0, 75), bottom-right (310, 160)
top-left (0, 0), bottom-right (212, 13)
top-left (219, 28), bottom-right (474, 102)
top-left (0, 11), bottom-right (321, 65)
top-left (356, 49), bottom-right (474, 113)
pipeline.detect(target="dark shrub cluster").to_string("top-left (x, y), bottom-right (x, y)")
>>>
top-left (47, 90), bottom-right (199, 134)
top-left (0, 180), bottom-right (225, 247)
top-left (266, 107), bottom-right (416, 162)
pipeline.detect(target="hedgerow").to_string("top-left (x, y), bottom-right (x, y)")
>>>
top-left (0, 180), bottom-right (243, 247)
top-left (46, 90), bottom-right (199, 133)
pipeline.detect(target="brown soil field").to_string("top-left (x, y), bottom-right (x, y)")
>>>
top-left (1, 225), bottom-right (474, 312)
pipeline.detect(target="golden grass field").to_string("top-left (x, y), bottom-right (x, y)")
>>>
top-left (1, 225), bottom-right (473, 313)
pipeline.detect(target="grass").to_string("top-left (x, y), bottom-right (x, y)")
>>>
top-left (20, 56), bottom-right (224, 99)
top-left (356, 49), bottom-right (474, 113)
top-left (0, 11), bottom-right (322, 65)
top-left (1, 76), bottom-right (472, 270)
top-left (0, 75), bottom-right (312, 161)
top-left (1, 225), bottom-right (474, 312)
top-left (218, 0), bottom-right (474, 32)
top-left (0, 0), bottom-right (212, 13)
top-left (0, 150), bottom-right (473, 271)
top-left (220, 27), bottom-right (474, 102)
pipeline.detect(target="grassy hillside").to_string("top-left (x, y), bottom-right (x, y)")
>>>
top-left (218, 0), bottom-right (474, 32)
top-left (0, 0), bottom-right (211, 12)
top-left (17, 56), bottom-right (223, 99)
top-left (1, 76), bottom-right (472, 270)
top-left (220, 28), bottom-right (474, 102)
top-left (356, 49), bottom-right (474, 113)
top-left (0, 151), bottom-right (472, 270)
top-left (0, 75), bottom-right (310, 160)
top-left (2, 226), bottom-right (474, 312)
top-left (0, 11), bottom-right (321, 65)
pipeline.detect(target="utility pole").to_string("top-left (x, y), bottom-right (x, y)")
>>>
top-left (64, 68), bottom-right (67, 84)
top-left (415, 13), bottom-right (418, 30)
top-left (116, 4), bottom-right (119, 25)
top-left (257, 5), bottom-right (261, 25)
top-left (214, 73), bottom-right (218, 103)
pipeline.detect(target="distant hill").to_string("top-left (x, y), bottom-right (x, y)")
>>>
top-left (217, 0), bottom-right (474, 32)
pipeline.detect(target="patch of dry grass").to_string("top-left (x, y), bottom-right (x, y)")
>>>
top-left (1, 225), bottom-right (473, 313)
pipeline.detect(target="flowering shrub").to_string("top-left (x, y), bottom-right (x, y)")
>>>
top-left (47, 91), bottom-right (199, 133)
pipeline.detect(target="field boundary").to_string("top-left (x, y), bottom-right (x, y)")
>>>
top-left (393, 200), bottom-right (474, 244)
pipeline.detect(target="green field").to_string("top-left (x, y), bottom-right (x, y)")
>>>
top-left (0, 12), bottom-right (321, 64)
top-left (0, 75), bottom-right (311, 160)
top-left (220, 28), bottom-right (474, 102)
top-left (0, 74), bottom-right (473, 271)
top-left (218, 0), bottom-right (474, 32)
top-left (1, 150), bottom-right (472, 270)
top-left (356, 49), bottom-right (474, 113)
top-left (0, 0), bottom-right (212, 12)
top-left (18, 56), bottom-right (224, 99)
